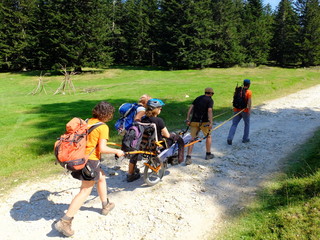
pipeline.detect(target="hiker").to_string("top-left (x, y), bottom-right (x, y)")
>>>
top-left (185, 87), bottom-right (215, 165)
top-left (135, 94), bottom-right (152, 122)
top-left (227, 79), bottom-right (252, 145)
top-left (126, 98), bottom-right (170, 182)
top-left (115, 94), bottom-right (151, 134)
top-left (55, 101), bottom-right (124, 237)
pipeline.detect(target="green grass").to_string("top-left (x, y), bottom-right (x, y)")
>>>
top-left (216, 128), bottom-right (320, 240)
top-left (0, 66), bottom-right (319, 193)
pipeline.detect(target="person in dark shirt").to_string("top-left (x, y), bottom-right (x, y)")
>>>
top-left (185, 87), bottom-right (215, 165)
top-left (126, 98), bottom-right (170, 182)
top-left (142, 98), bottom-right (170, 140)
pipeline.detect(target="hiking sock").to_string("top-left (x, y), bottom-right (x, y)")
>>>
top-left (62, 215), bottom-right (73, 221)
top-left (206, 152), bottom-right (211, 155)
top-left (102, 198), bottom-right (110, 208)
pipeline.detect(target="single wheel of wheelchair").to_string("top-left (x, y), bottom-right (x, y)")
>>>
top-left (143, 157), bottom-right (166, 186)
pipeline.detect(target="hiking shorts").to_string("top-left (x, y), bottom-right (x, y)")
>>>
top-left (189, 122), bottom-right (211, 138)
top-left (71, 160), bottom-right (101, 181)
top-left (129, 154), bottom-right (142, 164)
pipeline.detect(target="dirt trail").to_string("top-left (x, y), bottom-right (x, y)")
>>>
top-left (1, 85), bottom-right (320, 240)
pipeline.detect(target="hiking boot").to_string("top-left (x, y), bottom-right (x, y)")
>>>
top-left (55, 217), bottom-right (74, 237)
top-left (102, 201), bottom-right (115, 215)
top-left (185, 155), bottom-right (192, 165)
top-left (242, 139), bottom-right (250, 143)
top-left (168, 156), bottom-right (179, 165)
top-left (205, 153), bottom-right (214, 160)
top-left (227, 139), bottom-right (232, 145)
top-left (127, 173), bottom-right (140, 182)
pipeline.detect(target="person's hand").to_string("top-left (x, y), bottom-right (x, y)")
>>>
top-left (116, 150), bottom-right (125, 157)
top-left (185, 120), bottom-right (190, 126)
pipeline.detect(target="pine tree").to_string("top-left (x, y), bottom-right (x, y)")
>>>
top-left (0, 0), bottom-right (37, 70)
top-left (298, 0), bottom-right (320, 66)
top-left (185, 0), bottom-right (214, 68)
top-left (108, 0), bottom-right (127, 64)
top-left (211, 0), bottom-right (245, 67)
top-left (241, 0), bottom-right (274, 65)
top-left (34, 0), bottom-right (113, 70)
top-left (158, 0), bottom-right (214, 69)
top-left (157, 0), bottom-right (183, 68)
top-left (271, 0), bottom-right (300, 66)
top-left (121, 0), bottom-right (159, 66)
top-left (0, 1), bottom-right (9, 69)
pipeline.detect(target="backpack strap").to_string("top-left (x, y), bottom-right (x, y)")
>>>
top-left (88, 122), bottom-right (104, 134)
top-left (86, 120), bottom-right (105, 157)
top-left (123, 103), bottom-right (138, 118)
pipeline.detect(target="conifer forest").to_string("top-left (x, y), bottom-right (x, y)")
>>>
top-left (0, 0), bottom-right (319, 71)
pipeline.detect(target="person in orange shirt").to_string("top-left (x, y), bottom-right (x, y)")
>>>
top-left (55, 101), bottom-right (124, 237)
top-left (227, 79), bottom-right (252, 145)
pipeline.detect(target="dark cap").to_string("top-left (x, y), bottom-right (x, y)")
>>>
top-left (243, 79), bottom-right (251, 85)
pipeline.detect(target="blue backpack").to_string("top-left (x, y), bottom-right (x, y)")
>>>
top-left (115, 103), bottom-right (140, 134)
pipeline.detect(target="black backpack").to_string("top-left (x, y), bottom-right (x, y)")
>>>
top-left (232, 84), bottom-right (247, 109)
top-left (121, 122), bottom-right (157, 153)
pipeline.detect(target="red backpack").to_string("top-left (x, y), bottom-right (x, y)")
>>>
top-left (54, 117), bottom-right (104, 171)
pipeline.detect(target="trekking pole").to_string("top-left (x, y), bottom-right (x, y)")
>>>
top-left (184, 109), bottom-right (244, 147)
top-left (107, 142), bottom-right (122, 147)
top-left (184, 128), bottom-right (212, 147)
top-left (182, 111), bottom-right (228, 136)
top-left (212, 111), bottom-right (228, 119)
top-left (126, 150), bottom-right (157, 156)
top-left (211, 109), bottom-right (245, 132)
top-left (107, 142), bottom-right (123, 160)
top-left (179, 126), bottom-right (189, 135)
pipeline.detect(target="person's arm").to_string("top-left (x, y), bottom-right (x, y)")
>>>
top-left (186, 104), bottom-right (194, 125)
top-left (98, 138), bottom-right (124, 157)
top-left (247, 98), bottom-right (252, 114)
top-left (207, 108), bottom-right (213, 127)
top-left (161, 127), bottom-right (170, 138)
top-left (134, 110), bottom-right (145, 122)
top-left (246, 90), bottom-right (252, 114)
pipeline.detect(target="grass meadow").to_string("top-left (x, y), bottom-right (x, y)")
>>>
top-left (0, 66), bottom-right (319, 238)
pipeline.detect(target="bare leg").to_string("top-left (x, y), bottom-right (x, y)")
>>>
top-left (97, 170), bottom-right (107, 203)
top-left (206, 135), bottom-right (212, 152)
top-left (65, 180), bottom-right (95, 218)
top-left (128, 162), bottom-right (135, 175)
top-left (187, 143), bottom-right (194, 156)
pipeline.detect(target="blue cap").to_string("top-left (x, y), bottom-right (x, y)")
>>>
top-left (243, 79), bottom-right (251, 85)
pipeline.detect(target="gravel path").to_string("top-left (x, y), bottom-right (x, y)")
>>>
top-left (1, 85), bottom-right (320, 240)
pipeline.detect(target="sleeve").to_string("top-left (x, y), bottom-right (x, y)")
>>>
top-left (246, 90), bottom-right (252, 99)
top-left (157, 118), bottom-right (166, 130)
top-left (136, 106), bottom-right (145, 113)
top-left (192, 96), bottom-right (199, 105)
top-left (208, 98), bottom-right (213, 108)
top-left (98, 124), bottom-right (109, 140)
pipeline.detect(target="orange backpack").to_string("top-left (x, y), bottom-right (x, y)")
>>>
top-left (54, 117), bottom-right (104, 171)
